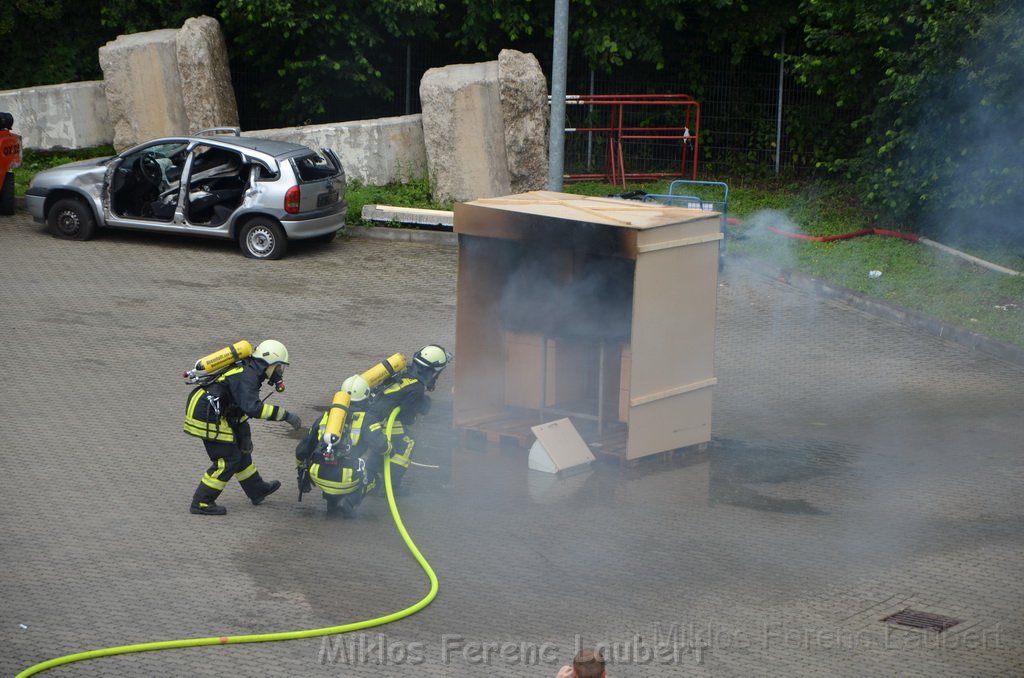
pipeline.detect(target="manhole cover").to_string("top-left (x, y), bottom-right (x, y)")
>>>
top-left (882, 609), bottom-right (961, 632)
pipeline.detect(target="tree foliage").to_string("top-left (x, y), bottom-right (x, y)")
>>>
top-left (1, 0), bottom-right (114, 88)
top-left (215, 0), bottom-right (440, 124)
top-left (793, 0), bottom-right (1024, 225)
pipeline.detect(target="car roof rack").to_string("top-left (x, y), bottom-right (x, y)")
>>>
top-left (195, 127), bottom-right (242, 137)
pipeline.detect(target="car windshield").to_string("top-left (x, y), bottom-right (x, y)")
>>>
top-left (124, 142), bottom-right (189, 164)
top-left (291, 152), bottom-right (337, 183)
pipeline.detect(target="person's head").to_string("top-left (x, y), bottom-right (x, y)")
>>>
top-left (409, 344), bottom-right (453, 391)
top-left (340, 374), bottom-right (371, 405)
top-left (573, 648), bottom-right (606, 678)
top-left (254, 339), bottom-right (289, 383)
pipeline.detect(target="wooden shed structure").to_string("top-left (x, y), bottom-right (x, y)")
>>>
top-left (452, 191), bottom-right (720, 462)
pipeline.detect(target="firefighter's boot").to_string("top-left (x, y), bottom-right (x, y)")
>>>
top-left (242, 475), bottom-right (281, 505)
top-left (338, 496), bottom-right (358, 519)
top-left (190, 484), bottom-right (227, 515)
top-left (390, 466), bottom-right (410, 497)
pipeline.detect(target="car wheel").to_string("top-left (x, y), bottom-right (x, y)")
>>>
top-left (239, 218), bottom-right (287, 260)
top-left (48, 197), bottom-right (97, 241)
top-left (0, 172), bottom-right (14, 215)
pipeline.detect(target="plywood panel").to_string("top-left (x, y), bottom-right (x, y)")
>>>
top-left (627, 230), bottom-right (718, 456)
top-left (453, 235), bottom-right (513, 426)
top-left (504, 333), bottom-right (592, 409)
top-left (629, 240), bottom-right (718, 393)
top-left (626, 389), bottom-right (713, 460)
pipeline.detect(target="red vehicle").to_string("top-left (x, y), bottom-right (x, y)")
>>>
top-left (1, 112), bottom-right (22, 215)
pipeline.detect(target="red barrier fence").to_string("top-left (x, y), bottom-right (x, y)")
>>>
top-left (561, 93), bottom-right (700, 186)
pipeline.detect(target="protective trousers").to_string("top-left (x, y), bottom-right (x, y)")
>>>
top-left (309, 457), bottom-right (366, 513)
top-left (192, 438), bottom-right (274, 504)
top-left (383, 416), bottom-right (414, 489)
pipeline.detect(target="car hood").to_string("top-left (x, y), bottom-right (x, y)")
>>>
top-left (30, 156), bottom-right (113, 188)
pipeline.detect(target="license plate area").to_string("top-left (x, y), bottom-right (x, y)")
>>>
top-left (317, 190), bottom-right (339, 207)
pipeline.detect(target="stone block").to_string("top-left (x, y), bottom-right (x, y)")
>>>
top-left (176, 16), bottom-right (238, 133)
top-left (248, 114), bottom-right (427, 186)
top-left (420, 61), bottom-right (511, 203)
top-left (0, 82), bottom-right (112, 150)
top-left (99, 28), bottom-right (189, 150)
top-left (498, 49), bottom-right (549, 193)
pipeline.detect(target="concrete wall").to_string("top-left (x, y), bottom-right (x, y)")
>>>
top-left (1, 75), bottom-right (426, 184)
top-left (0, 17), bottom-right (544, 190)
top-left (250, 115), bottom-right (427, 185)
top-left (0, 82), bottom-right (112, 150)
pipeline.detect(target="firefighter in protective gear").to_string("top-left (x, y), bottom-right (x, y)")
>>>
top-left (366, 344), bottom-right (452, 494)
top-left (185, 339), bottom-right (303, 515)
top-left (295, 375), bottom-right (389, 517)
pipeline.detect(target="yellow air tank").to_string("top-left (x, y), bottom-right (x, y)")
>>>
top-left (322, 391), bottom-right (351, 447)
top-left (360, 352), bottom-right (408, 388)
top-left (184, 340), bottom-right (253, 383)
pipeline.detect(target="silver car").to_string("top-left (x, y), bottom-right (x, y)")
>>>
top-left (25, 128), bottom-right (346, 259)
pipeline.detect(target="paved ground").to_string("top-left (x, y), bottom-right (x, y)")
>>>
top-left (1, 211), bottom-right (1022, 677)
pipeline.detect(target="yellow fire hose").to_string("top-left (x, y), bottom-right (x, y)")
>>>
top-left (17, 460), bottom-right (437, 677)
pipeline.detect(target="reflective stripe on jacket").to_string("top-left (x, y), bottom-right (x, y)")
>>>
top-left (183, 361), bottom-right (285, 441)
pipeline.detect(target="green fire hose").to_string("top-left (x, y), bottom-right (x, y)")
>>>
top-left (17, 460), bottom-right (437, 677)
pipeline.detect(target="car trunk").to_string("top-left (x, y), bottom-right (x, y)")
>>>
top-left (290, 149), bottom-right (345, 213)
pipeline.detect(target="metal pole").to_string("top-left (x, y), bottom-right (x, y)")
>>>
top-left (597, 342), bottom-right (605, 435)
top-left (774, 35), bottom-right (785, 175)
top-left (405, 44), bottom-right (412, 116)
top-left (586, 69), bottom-right (595, 170)
top-left (548, 0), bottom-right (569, 191)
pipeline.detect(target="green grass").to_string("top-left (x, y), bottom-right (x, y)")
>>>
top-left (13, 147), bottom-right (115, 194)
top-left (17, 151), bottom-right (1024, 351)
top-left (723, 179), bottom-right (1024, 349)
top-left (344, 178), bottom-right (452, 226)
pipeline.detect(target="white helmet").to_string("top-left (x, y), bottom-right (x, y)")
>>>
top-left (413, 344), bottom-right (451, 370)
top-left (254, 339), bottom-right (290, 366)
top-left (412, 344), bottom-right (452, 391)
top-left (341, 374), bottom-right (371, 402)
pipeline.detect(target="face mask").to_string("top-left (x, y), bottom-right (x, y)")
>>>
top-left (424, 368), bottom-right (442, 392)
top-left (268, 366), bottom-right (285, 392)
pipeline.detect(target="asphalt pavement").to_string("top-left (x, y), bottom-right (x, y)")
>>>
top-left (1, 211), bottom-right (1021, 677)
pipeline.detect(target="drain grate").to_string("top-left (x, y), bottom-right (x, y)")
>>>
top-left (882, 608), bottom-right (961, 632)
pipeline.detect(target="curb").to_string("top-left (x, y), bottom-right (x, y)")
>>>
top-left (735, 255), bottom-right (1024, 368)
top-left (346, 224), bottom-right (456, 246)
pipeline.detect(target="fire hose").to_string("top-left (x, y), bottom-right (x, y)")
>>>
top-left (16, 459), bottom-right (437, 677)
top-left (745, 220), bottom-right (1022, 277)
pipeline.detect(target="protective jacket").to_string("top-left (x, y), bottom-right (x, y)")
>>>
top-left (367, 375), bottom-right (431, 481)
top-left (184, 359), bottom-right (288, 442)
top-left (368, 376), bottom-right (430, 425)
top-left (296, 408), bottom-right (389, 498)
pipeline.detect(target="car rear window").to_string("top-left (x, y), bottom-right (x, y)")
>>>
top-left (292, 152), bottom-right (338, 183)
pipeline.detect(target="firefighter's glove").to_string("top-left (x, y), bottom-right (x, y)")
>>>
top-left (284, 411), bottom-right (302, 430)
top-left (239, 438), bottom-right (254, 453)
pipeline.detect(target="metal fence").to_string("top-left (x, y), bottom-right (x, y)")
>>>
top-left (234, 48), bottom-right (832, 180)
top-left (574, 53), bottom-right (831, 179)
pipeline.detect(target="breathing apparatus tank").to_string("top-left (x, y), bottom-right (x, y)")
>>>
top-left (360, 352), bottom-right (408, 388)
top-left (184, 340), bottom-right (253, 384)
top-left (321, 390), bottom-right (352, 451)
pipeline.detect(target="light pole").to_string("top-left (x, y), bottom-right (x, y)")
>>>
top-left (547, 0), bottom-right (569, 191)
